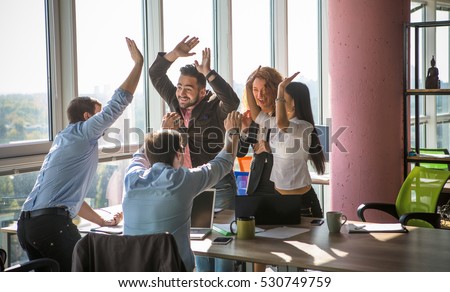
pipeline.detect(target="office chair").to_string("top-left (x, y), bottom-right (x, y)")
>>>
top-left (357, 166), bottom-right (450, 228)
top-left (0, 248), bottom-right (60, 272)
top-left (418, 148), bottom-right (450, 171)
top-left (72, 232), bottom-right (186, 272)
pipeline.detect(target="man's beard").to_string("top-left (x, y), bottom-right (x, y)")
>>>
top-left (178, 94), bottom-right (200, 109)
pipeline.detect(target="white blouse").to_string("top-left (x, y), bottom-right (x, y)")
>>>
top-left (255, 111), bottom-right (313, 190)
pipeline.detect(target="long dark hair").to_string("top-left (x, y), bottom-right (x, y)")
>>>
top-left (285, 82), bottom-right (325, 175)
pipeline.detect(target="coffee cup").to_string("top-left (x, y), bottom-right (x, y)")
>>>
top-left (326, 211), bottom-right (347, 233)
top-left (230, 216), bottom-right (255, 240)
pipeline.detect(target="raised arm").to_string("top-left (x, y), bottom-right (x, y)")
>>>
top-left (164, 35), bottom-right (200, 63)
top-left (119, 37), bottom-right (144, 95)
top-left (276, 72), bottom-right (299, 131)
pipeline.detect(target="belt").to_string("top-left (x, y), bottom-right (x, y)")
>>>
top-left (20, 207), bottom-right (69, 220)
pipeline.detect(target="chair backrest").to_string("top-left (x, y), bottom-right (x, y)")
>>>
top-left (419, 148), bottom-right (449, 170)
top-left (1, 248), bottom-right (59, 272)
top-left (396, 166), bottom-right (450, 227)
top-left (72, 232), bottom-right (186, 272)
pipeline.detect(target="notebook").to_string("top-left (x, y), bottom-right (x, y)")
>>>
top-left (235, 193), bottom-right (302, 225)
top-left (190, 189), bottom-right (216, 240)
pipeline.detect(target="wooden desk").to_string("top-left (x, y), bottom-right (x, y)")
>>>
top-left (192, 210), bottom-right (450, 271)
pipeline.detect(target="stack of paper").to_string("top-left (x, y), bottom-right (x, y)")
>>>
top-left (348, 223), bottom-right (408, 233)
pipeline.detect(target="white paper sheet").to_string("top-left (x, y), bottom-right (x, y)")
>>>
top-left (255, 226), bottom-right (310, 239)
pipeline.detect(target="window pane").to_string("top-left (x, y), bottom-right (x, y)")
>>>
top-left (162, 0), bottom-right (213, 84)
top-left (288, 0), bottom-right (320, 122)
top-left (0, 0), bottom-right (49, 145)
top-left (76, 0), bottom-right (144, 149)
top-left (232, 0), bottom-right (271, 102)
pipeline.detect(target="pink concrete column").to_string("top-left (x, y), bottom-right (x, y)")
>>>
top-left (328, 0), bottom-right (410, 221)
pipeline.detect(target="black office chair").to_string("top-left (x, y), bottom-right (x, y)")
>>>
top-left (72, 232), bottom-right (186, 272)
top-left (0, 248), bottom-right (60, 272)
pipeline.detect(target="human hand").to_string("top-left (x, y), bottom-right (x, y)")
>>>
top-left (161, 112), bottom-right (183, 129)
top-left (246, 65), bottom-right (262, 89)
top-left (126, 37), bottom-right (143, 65)
top-left (277, 71), bottom-right (300, 97)
top-left (253, 140), bottom-right (271, 154)
top-left (241, 110), bottom-right (252, 130)
top-left (224, 111), bottom-right (242, 132)
top-left (102, 212), bottom-right (123, 226)
top-left (194, 48), bottom-right (212, 76)
top-left (172, 35), bottom-right (199, 58)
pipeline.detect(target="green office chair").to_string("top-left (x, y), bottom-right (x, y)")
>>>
top-left (357, 166), bottom-right (450, 228)
top-left (419, 148), bottom-right (449, 171)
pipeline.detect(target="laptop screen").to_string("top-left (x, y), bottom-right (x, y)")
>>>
top-left (191, 189), bottom-right (216, 228)
top-left (235, 194), bottom-right (302, 225)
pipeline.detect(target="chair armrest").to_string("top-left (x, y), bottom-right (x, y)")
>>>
top-left (357, 203), bottom-right (398, 222)
top-left (399, 212), bottom-right (441, 229)
top-left (5, 258), bottom-right (60, 272)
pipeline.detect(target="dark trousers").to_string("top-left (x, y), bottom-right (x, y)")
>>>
top-left (17, 213), bottom-right (81, 272)
top-left (276, 187), bottom-right (324, 218)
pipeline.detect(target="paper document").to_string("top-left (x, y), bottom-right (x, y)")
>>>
top-left (348, 223), bottom-right (408, 233)
top-left (90, 225), bottom-right (123, 234)
top-left (256, 226), bottom-right (309, 239)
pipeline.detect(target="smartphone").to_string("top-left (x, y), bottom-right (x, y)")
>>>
top-left (310, 219), bottom-right (324, 226)
top-left (212, 237), bottom-right (233, 245)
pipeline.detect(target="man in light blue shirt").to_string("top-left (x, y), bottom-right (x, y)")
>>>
top-left (123, 111), bottom-right (241, 271)
top-left (17, 38), bottom-right (143, 272)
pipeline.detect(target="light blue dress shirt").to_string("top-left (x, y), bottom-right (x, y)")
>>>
top-left (122, 149), bottom-right (234, 272)
top-left (22, 88), bottom-right (133, 218)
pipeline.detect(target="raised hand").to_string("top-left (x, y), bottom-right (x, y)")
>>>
top-left (224, 111), bottom-right (242, 132)
top-left (194, 48), bottom-right (212, 76)
top-left (125, 37), bottom-right (143, 65)
top-left (172, 35), bottom-right (200, 58)
top-left (277, 71), bottom-right (300, 97)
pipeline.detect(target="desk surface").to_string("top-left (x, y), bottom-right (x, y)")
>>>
top-left (191, 210), bottom-right (450, 272)
top-left (4, 208), bottom-right (450, 271)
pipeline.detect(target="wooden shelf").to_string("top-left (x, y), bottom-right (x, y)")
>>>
top-left (406, 89), bottom-right (450, 95)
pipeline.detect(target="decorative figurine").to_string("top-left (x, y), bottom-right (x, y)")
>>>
top-left (425, 55), bottom-right (440, 89)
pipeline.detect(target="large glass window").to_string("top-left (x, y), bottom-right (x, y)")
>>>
top-left (0, 0), bottom-right (49, 146)
top-left (162, 0), bottom-right (213, 84)
top-left (232, 0), bottom-right (271, 104)
top-left (288, 0), bottom-right (320, 122)
top-left (76, 0), bottom-right (145, 151)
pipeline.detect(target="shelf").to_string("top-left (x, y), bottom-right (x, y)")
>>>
top-left (406, 89), bottom-right (450, 95)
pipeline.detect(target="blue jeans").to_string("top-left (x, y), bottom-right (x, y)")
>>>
top-left (195, 256), bottom-right (234, 272)
top-left (195, 172), bottom-right (237, 272)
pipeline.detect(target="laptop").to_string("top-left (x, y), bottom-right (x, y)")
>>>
top-left (190, 189), bottom-right (216, 240)
top-left (235, 193), bottom-right (302, 225)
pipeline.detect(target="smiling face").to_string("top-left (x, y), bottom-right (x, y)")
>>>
top-left (252, 77), bottom-right (276, 114)
top-left (176, 75), bottom-right (206, 109)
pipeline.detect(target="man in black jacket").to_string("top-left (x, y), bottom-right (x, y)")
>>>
top-left (149, 35), bottom-right (240, 272)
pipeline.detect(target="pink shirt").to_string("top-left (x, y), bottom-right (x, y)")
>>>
top-left (180, 108), bottom-right (193, 168)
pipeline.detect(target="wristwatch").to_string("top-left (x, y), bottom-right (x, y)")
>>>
top-left (228, 128), bottom-right (240, 136)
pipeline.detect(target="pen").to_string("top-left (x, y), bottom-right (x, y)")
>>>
top-left (99, 208), bottom-right (112, 214)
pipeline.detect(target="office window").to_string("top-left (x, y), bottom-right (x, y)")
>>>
top-left (76, 0), bottom-right (145, 150)
top-left (0, 0), bottom-right (49, 145)
top-left (288, 0), bottom-right (320, 122)
top-left (162, 0), bottom-right (213, 84)
top-left (232, 0), bottom-right (271, 105)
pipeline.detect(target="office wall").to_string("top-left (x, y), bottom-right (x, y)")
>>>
top-left (328, 0), bottom-right (410, 221)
